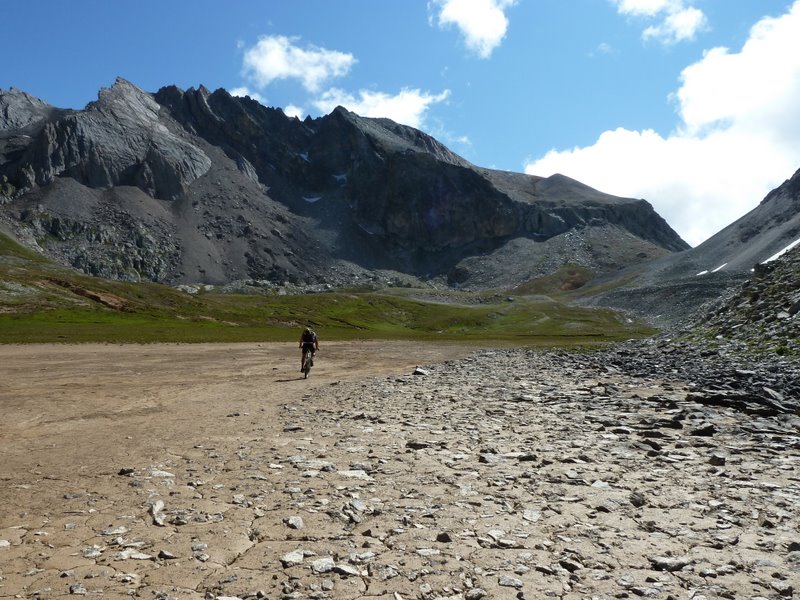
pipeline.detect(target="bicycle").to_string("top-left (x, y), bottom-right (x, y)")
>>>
top-left (301, 348), bottom-right (315, 379)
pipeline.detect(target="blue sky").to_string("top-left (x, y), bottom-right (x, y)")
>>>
top-left (3, 1), bottom-right (800, 246)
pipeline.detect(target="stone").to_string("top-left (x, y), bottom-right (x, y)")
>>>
top-left (708, 453), bottom-right (726, 466)
top-left (338, 469), bottom-right (373, 481)
top-left (150, 469), bottom-right (175, 478)
top-left (281, 550), bottom-right (305, 568)
top-left (648, 556), bottom-right (691, 572)
top-left (149, 499), bottom-right (166, 526)
top-left (690, 423), bottom-right (717, 436)
top-left (333, 564), bottom-right (361, 577)
top-left (311, 557), bottom-right (336, 574)
top-left (630, 491), bottom-right (646, 507)
top-left (498, 575), bottom-right (524, 589)
top-left (286, 516), bottom-right (304, 529)
top-left (406, 441), bottom-right (430, 449)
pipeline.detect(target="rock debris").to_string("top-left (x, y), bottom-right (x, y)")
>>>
top-left (0, 343), bottom-right (797, 599)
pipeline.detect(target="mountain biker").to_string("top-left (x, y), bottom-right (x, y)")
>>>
top-left (299, 326), bottom-right (319, 372)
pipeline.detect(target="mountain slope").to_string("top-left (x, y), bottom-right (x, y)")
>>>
top-left (0, 78), bottom-right (688, 289)
top-left (574, 167), bottom-right (800, 325)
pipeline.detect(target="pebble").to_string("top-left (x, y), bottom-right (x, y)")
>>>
top-left (286, 516), bottom-right (304, 529)
top-left (498, 575), bottom-right (524, 589)
top-left (281, 550), bottom-right (305, 568)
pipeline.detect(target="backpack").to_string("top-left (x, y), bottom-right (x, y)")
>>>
top-left (302, 330), bottom-right (317, 343)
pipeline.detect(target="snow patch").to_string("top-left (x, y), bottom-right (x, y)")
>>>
top-left (711, 263), bottom-right (728, 273)
top-left (298, 152), bottom-right (310, 163)
top-left (764, 237), bottom-right (800, 263)
top-left (333, 173), bottom-right (347, 183)
top-left (303, 196), bottom-right (322, 204)
top-left (696, 270), bottom-right (709, 276)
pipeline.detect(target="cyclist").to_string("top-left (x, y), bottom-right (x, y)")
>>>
top-left (299, 326), bottom-right (319, 372)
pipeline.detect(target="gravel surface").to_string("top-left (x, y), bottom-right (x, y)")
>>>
top-left (1, 342), bottom-right (797, 599)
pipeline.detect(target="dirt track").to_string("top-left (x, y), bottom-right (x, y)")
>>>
top-left (1, 342), bottom-right (797, 599)
top-left (0, 341), bottom-right (477, 598)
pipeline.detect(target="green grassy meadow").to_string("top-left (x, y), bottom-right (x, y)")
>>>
top-left (0, 231), bottom-right (655, 345)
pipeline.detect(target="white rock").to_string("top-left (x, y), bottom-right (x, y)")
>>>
top-left (338, 470), bottom-right (373, 481)
top-left (312, 556), bottom-right (336, 573)
top-left (150, 469), bottom-right (175, 478)
top-left (286, 516), bottom-right (304, 529)
top-left (100, 526), bottom-right (129, 536)
top-left (281, 549), bottom-right (305, 567)
top-left (523, 509), bottom-right (541, 522)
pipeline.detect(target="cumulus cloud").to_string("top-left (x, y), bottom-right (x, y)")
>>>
top-left (612, 0), bottom-right (707, 44)
top-left (431, 0), bottom-right (517, 58)
top-left (234, 34), bottom-right (447, 130)
top-left (312, 87), bottom-right (451, 129)
top-left (282, 104), bottom-right (305, 119)
top-left (525, 1), bottom-right (800, 247)
top-left (241, 35), bottom-right (356, 92)
top-left (228, 86), bottom-right (266, 104)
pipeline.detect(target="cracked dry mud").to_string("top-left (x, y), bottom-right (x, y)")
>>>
top-left (1, 342), bottom-right (798, 600)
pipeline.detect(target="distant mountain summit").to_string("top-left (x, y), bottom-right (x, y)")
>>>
top-left (0, 77), bottom-right (689, 288)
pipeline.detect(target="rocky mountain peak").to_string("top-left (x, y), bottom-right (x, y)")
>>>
top-left (0, 87), bottom-right (55, 130)
top-left (91, 77), bottom-right (162, 127)
top-left (1, 79), bottom-right (696, 288)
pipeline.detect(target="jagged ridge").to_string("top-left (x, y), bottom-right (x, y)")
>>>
top-left (0, 78), bottom-right (689, 288)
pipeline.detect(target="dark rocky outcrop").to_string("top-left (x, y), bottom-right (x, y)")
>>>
top-left (1, 78), bottom-right (689, 287)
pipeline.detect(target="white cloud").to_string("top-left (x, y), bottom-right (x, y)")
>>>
top-left (596, 42), bottom-right (614, 54)
top-left (241, 35), bottom-right (356, 92)
top-left (614, 0), bottom-right (679, 18)
top-left (589, 42), bottom-right (617, 58)
top-left (313, 87), bottom-right (451, 129)
top-left (283, 104), bottom-right (305, 119)
top-left (228, 86), bottom-right (266, 104)
top-left (234, 34), bottom-right (448, 131)
top-left (612, 0), bottom-right (707, 44)
top-left (642, 6), bottom-right (707, 44)
top-left (525, 1), bottom-right (800, 247)
top-left (431, 0), bottom-right (517, 58)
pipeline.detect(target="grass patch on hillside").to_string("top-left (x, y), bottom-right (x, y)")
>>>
top-left (0, 231), bottom-right (656, 344)
top-left (0, 228), bottom-right (48, 262)
top-left (514, 264), bottom-right (595, 296)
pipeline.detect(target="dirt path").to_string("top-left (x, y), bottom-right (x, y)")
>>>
top-left (0, 341), bottom-right (478, 598)
top-left (0, 341), bottom-right (474, 474)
